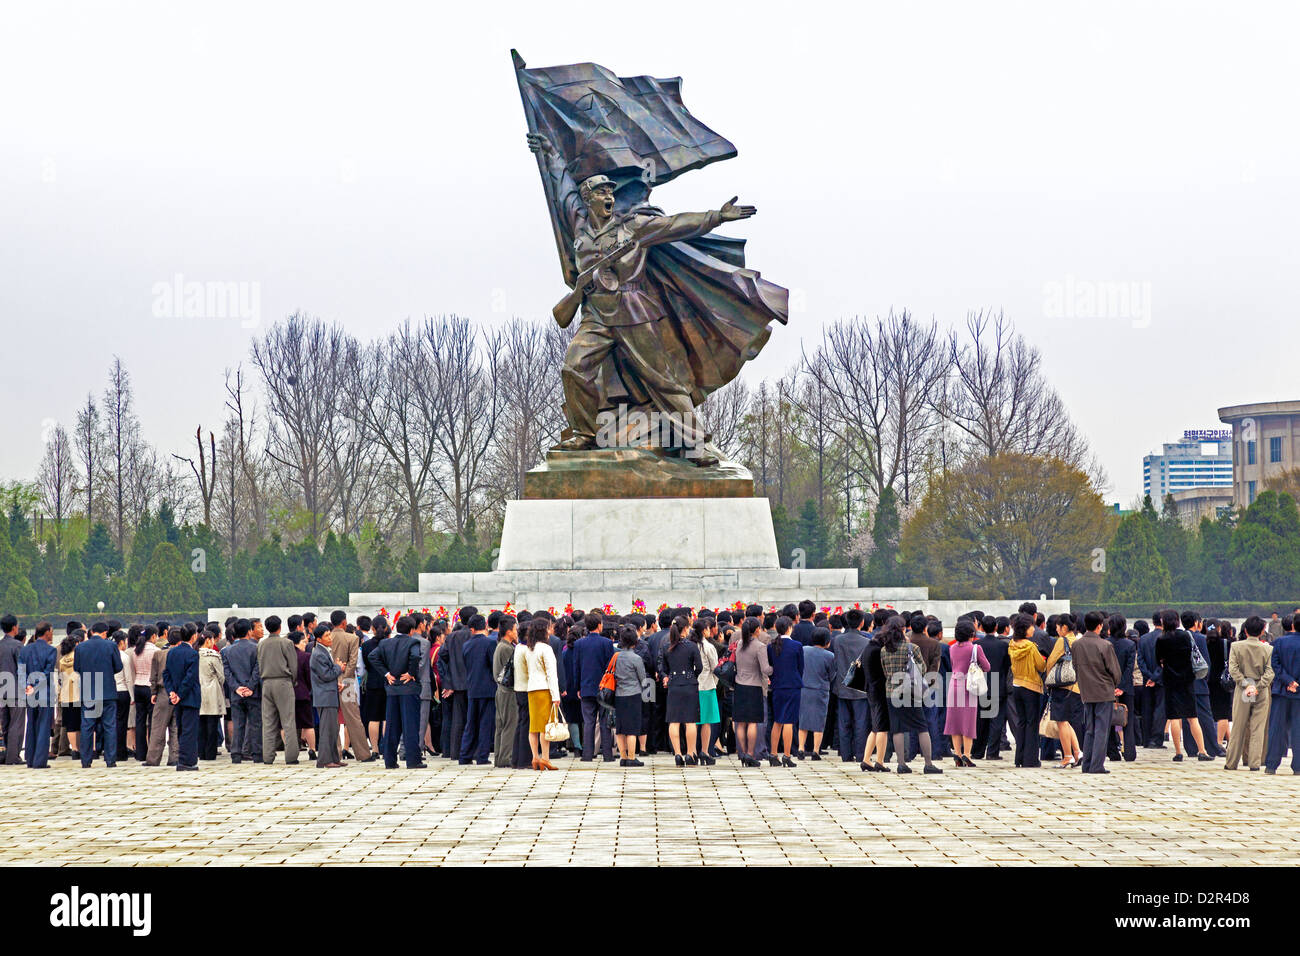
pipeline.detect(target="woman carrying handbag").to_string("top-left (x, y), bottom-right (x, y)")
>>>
top-left (515, 618), bottom-right (563, 770)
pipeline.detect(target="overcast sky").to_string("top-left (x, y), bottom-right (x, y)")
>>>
top-left (2, 0), bottom-right (1296, 505)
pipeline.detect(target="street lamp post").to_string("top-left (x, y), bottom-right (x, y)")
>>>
top-left (1049, 577), bottom-right (1057, 601)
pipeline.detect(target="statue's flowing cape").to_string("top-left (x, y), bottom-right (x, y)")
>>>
top-left (515, 54), bottom-right (788, 403)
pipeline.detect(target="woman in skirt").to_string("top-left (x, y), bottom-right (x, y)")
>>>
top-left (878, 616), bottom-right (941, 774)
top-left (693, 619), bottom-right (721, 765)
top-left (732, 616), bottom-right (772, 767)
top-left (658, 616), bottom-right (702, 766)
top-left (613, 626), bottom-right (649, 767)
top-left (861, 628), bottom-right (892, 772)
top-left (798, 627), bottom-right (836, 761)
top-left (766, 616), bottom-right (803, 767)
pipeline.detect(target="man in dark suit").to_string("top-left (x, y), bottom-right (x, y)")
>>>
top-left (369, 615), bottom-right (425, 769)
top-left (972, 616), bottom-right (1012, 759)
top-left (439, 607), bottom-right (473, 761)
top-left (829, 608), bottom-right (870, 763)
top-left (222, 618), bottom-right (262, 763)
top-left (0, 614), bottom-right (25, 764)
top-left (459, 616), bottom-right (498, 764)
top-left (792, 600), bottom-right (817, 646)
top-left (19, 622), bottom-right (57, 768)
top-left (1265, 627), bottom-right (1300, 774)
top-left (163, 625), bottom-right (201, 770)
top-left (1107, 623), bottom-right (1138, 761)
top-left (1137, 617), bottom-right (1166, 747)
top-left (73, 622), bottom-right (124, 767)
top-left (575, 613), bottom-right (616, 762)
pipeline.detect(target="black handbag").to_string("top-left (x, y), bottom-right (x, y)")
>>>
top-left (496, 655), bottom-right (514, 689)
top-left (1219, 638), bottom-right (1235, 694)
top-left (844, 650), bottom-right (867, 692)
top-left (713, 656), bottom-right (737, 688)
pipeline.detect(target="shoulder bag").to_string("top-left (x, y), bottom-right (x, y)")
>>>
top-left (964, 646), bottom-right (988, 697)
top-left (1045, 636), bottom-right (1076, 689)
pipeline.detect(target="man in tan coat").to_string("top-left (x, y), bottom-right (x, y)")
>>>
top-left (1225, 615), bottom-right (1274, 771)
top-left (328, 611), bottom-right (373, 762)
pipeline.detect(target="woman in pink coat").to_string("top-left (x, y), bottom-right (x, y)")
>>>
top-left (944, 619), bottom-right (990, 767)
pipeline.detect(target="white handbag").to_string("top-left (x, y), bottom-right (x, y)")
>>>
top-left (965, 648), bottom-right (988, 697)
top-left (543, 702), bottom-right (569, 742)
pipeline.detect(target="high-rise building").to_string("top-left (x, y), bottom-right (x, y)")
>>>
top-left (1142, 430), bottom-right (1233, 508)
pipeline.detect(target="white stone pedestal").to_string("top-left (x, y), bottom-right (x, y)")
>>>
top-left (209, 496), bottom-right (1072, 625)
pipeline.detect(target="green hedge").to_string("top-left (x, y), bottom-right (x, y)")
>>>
top-left (1069, 602), bottom-right (1300, 620)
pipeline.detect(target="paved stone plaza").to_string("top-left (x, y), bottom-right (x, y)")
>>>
top-left (2, 748), bottom-right (1295, 866)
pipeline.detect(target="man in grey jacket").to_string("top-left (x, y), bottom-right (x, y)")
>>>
top-left (0, 615), bottom-right (26, 764)
top-left (256, 615), bottom-right (299, 764)
top-left (1073, 610), bottom-right (1122, 774)
top-left (829, 608), bottom-right (870, 764)
top-left (222, 618), bottom-right (262, 763)
top-left (310, 628), bottom-right (343, 768)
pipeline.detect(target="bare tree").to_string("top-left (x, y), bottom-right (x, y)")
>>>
top-left (349, 324), bottom-right (438, 550)
top-left (802, 310), bottom-right (950, 506)
top-left (73, 392), bottom-right (101, 526)
top-left (946, 310), bottom-right (1093, 470)
top-left (487, 317), bottom-right (569, 505)
top-left (173, 427), bottom-right (217, 526)
top-left (224, 366), bottom-right (268, 541)
top-left (250, 312), bottom-right (347, 540)
top-left (102, 356), bottom-right (150, 551)
top-left (423, 315), bottom-right (501, 534)
top-left (698, 376), bottom-right (751, 462)
top-left (326, 335), bottom-right (382, 538)
top-left (37, 423), bottom-right (78, 550)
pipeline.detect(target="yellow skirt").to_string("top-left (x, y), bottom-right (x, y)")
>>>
top-left (528, 690), bottom-right (553, 733)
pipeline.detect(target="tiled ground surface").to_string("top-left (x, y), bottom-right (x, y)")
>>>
top-left (1, 747), bottom-right (1295, 865)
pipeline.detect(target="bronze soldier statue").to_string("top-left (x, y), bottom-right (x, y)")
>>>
top-left (528, 132), bottom-right (763, 465)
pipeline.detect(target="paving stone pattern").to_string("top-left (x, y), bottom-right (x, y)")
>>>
top-left (1, 748), bottom-right (1294, 866)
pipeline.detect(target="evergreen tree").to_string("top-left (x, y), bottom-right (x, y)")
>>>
top-left (84, 521), bottom-right (124, 575)
top-left (1155, 494), bottom-right (1194, 598)
top-left (137, 541), bottom-right (203, 610)
top-left (6, 498), bottom-right (31, 545)
top-left (865, 487), bottom-right (904, 586)
top-left (85, 562), bottom-right (110, 609)
top-left (770, 503), bottom-right (796, 568)
top-left (794, 499), bottom-right (829, 568)
top-left (1100, 513), bottom-right (1172, 603)
top-left (182, 524), bottom-right (228, 609)
top-left (61, 549), bottom-right (88, 610)
top-left (338, 534), bottom-right (364, 599)
top-left (126, 512), bottom-right (163, 597)
top-left (284, 536), bottom-right (320, 605)
top-left (365, 539), bottom-right (403, 591)
top-left (1189, 514), bottom-right (1233, 600)
top-left (2, 577), bottom-right (37, 614)
top-left (1228, 490), bottom-right (1300, 599)
top-left (400, 545), bottom-right (422, 589)
top-left (0, 511), bottom-right (35, 611)
top-left (32, 542), bottom-right (62, 607)
top-left (157, 501), bottom-right (180, 545)
top-left (251, 534), bottom-right (287, 606)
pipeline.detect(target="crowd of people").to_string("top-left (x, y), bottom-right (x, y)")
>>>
top-left (0, 600), bottom-right (1297, 775)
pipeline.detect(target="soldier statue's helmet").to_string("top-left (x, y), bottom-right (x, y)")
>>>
top-left (579, 174), bottom-right (616, 204)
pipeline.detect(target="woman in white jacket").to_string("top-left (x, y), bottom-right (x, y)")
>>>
top-left (514, 618), bottom-right (562, 770)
